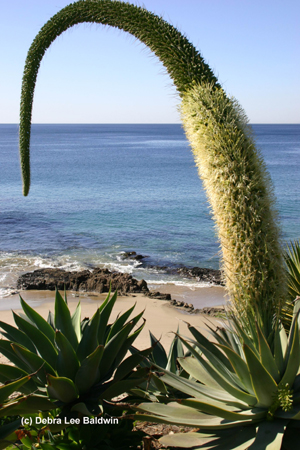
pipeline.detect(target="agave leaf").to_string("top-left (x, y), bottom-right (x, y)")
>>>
top-left (55, 330), bottom-right (80, 379)
top-left (111, 318), bottom-right (146, 371)
top-left (187, 325), bottom-right (234, 372)
top-left (11, 343), bottom-right (56, 384)
top-left (150, 373), bottom-right (169, 394)
top-left (0, 374), bottom-right (32, 404)
top-left (160, 427), bottom-right (257, 450)
top-left (71, 301), bottom-right (82, 342)
top-left (13, 312), bottom-right (58, 369)
top-left (134, 402), bottom-right (258, 429)
top-left (106, 304), bottom-right (136, 342)
top-left (158, 366), bottom-right (249, 408)
top-left (100, 377), bottom-right (147, 400)
top-left (166, 330), bottom-right (185, 373)
top-left (0, 340), bottom-right (29, 371)
top-left (71, 402), bottom-right (94, 416)
top-left (243, 344), bottom-right (277, 408)
top-left (47, 374), bottom-right (79, 403)
top-left (76, 308), bottom-right (100, 362)
top-left (0, 418), bottom-right (21, 441)
top-left (256, 323), bottom-right (280, 383)
top-left (0, 321), bottom-right (37, 354)
top-left (280, 318), bottom-right (300, 387)
top-left (274, 323), bottom-right (288, 375)
top-left (206, 323), bottom-right (239, 354)
top-left (98, 321), bottom-right (134, 379)
top-left (215, 344), bottom-right (254, 394)
top-left (98, 289), bottom-right (118, 345)
top-left (20, 296), bottom-right (56, 343)
top-left (178, 356), bottom-right (221, 390)
top-left (114, 347), bottom-right (152, 381)
top-left (149, 331), bottom-right (168, 368)
top-left (230, 317), bottom-right (259, 357)
top-left (1, 394), bottom-right (56, 416)
top-left (0, 364), bottom-right (37, 394)
top-left (179, 398), bottom-right (266, 421)
top-left (178, 332), bottom-right (249, 394)
top-left (247, 419), bottom-right (288, 449)
top-left (48, 310), bottom-right (55, 329)
top-left (284, 310), bottom-right (300, 364)
top-left (185, 346), bottom-right (257, 405)
top-left (54, 289), bottom-right (78, 350)
top-left (75, 345), bottom-right (104, 394)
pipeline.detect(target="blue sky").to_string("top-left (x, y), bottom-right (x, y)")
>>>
top-left (1, 0), bottom-right (299, 123)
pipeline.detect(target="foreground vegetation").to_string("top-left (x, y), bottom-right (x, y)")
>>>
top-left (2, 0), bottom-right (297, 447)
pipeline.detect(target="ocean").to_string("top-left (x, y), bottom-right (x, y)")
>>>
top-left (1, 123), bottom-right (299, 300)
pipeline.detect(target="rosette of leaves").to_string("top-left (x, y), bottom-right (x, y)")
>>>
top-left (133, 301), bottom-right (300, 449)
top-left (0, 289), bottom-right (150, 421)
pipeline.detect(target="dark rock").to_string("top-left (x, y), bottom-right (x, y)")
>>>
top-left (177, 267), bottom-right (224, 285)
top-left (196, 306), bottom-right (225, 316)
top-left (121, 251), bottom-right (149, 261)
top-left (17, 268), bottom-right (149, 296)
top-left (147, 291), bottom-right (171, 301)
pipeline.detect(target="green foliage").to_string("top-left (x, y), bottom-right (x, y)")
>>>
top-left (0, 289), bottom-right (149, 421)
top-left (134, 301), bottom-right (300, 449)
top-left (129, 329), bottom-right (192, 402)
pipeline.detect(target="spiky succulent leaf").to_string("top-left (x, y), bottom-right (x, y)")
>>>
top-left (159, 427), bottom-right (257, 450)
top-left (11, 343), bottom-right (56, 384)
top-left (75, 345), bottom-right (104, 394)
top-left (54, 289), bottom-right (78, 350)
top-left (55, 330), bottom-right (80, 379)
top-left (76, 308), bottom-right (100, 362)
top-left (20, 296), bottom-right (56, 343)
top-left (149, 331), bottom-right (168, 368)
top-left (98, 289), bottom-right (118, 345)
top-left (0, 321), bottom-right (36, 353)
top-left (274, 323), bottom-right (288, 376)
top-left (215, 344), bottom-right (254, 394)
top-left (178, 356), bottom-right (222, 390)
top-left (134, 401), bottom-right (256, 429)
top-left (243, 344), bottom-right (278, 408)
top-left (13, 311), bottom-right (58, 369)
top-left (71, 301), bottom-right (82, 342)
top-left (47, 374), bottom-right (79, 403)
top-left (0, 374), bottom-right (32, 404)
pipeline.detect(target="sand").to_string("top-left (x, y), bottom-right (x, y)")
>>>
top-left (0, 285), bottom-right (227, 359)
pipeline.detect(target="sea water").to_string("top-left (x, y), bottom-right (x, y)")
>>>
top-left (0, 123), bottom-right (299, 299)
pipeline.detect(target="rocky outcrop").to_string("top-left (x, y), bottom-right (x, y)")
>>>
top-left (176, 267), bottom-right (224, 285)
top-left (17, 268), bottom-right (149, 296)
top-left (121, 251), bottom-right (149, 261)
top-left (194, 306), bottom-right (225, 316)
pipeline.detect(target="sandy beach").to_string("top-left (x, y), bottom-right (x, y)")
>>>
top-left (0, 285), bottom-right (226, 360)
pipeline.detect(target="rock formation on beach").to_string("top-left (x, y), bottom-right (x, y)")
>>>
top-left (17, 268), bottom-right (149, 296)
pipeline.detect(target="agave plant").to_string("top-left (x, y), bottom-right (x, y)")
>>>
top-left (133, 301), bottom-right (300, 449)
top-left (0, 289), bottom-right (150, 422)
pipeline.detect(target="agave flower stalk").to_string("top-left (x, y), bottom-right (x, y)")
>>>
top-left (133, 301), bottom-right (300, 449)
top-left (19, 0), bottom-right (284, 329)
